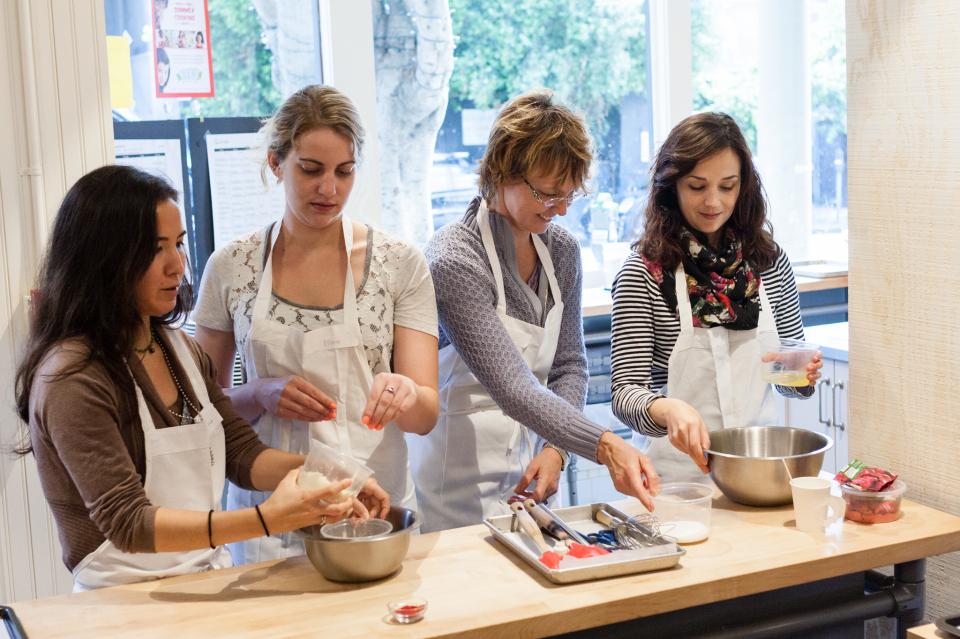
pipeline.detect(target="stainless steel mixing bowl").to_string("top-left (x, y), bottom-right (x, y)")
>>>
top-left (297, 507), bottom-right (417, 582)
top-left (706, 426), bottom-right (833, 506)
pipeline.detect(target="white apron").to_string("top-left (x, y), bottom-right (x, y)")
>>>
top-left (636, 265), bottom-right (779, 483)
top-left (227, 219), bottom-right (416, 564)
top-left (72, 328), bottom-right (230, 591)
top-left (410, 202), bottom-right (563, 532)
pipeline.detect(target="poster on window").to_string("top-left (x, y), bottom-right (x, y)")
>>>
top-left (152, 0), bottom-right (213, 98)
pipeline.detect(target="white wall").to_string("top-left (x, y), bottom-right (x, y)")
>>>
top-left (0, 0), bottom-right (113, 601)
top-left (846, 0), bottom-right (960, 621)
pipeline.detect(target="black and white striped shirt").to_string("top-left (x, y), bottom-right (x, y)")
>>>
top-left (610, 246), bottom-right (810, 437)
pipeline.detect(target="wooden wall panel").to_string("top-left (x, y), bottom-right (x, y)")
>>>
top-left (847, 0), bottom-right (960, 621)
top-left (0, 0), bottom-right (112, 601)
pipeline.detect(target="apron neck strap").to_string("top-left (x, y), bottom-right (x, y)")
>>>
top-left (756, 278), bottom-right (776, 331)
top-left (674, 266), bottom-right (695, 332)
top-left (252, 218), bottom-right (360, 325)
top-left (477, 202), bottom-right (508, 315)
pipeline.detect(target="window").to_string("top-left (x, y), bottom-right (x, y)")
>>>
top-left (104, 0), bottom-right (324, 273)
top-left (373, 0), bottom-right (653, 291)
top-left (691, 0), bottom-right (847, 262)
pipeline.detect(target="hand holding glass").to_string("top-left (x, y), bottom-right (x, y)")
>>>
top-left (761, 338), bottom-right (821, 387)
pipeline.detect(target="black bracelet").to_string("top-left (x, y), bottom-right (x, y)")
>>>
top-left (254, 504), bottom-right (271, 537)
top-left (207, 509), bottom-right (215, 549)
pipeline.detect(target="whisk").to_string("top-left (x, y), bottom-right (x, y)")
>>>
top-left (595, 508), bottom-right (672, 548)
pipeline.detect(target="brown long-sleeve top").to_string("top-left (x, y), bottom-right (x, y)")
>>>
top-left (27, 330), bottom-right (268, 572)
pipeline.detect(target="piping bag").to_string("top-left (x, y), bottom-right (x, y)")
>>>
top-left (510, 501), bottom-right (564, 568)
top-left (523, 499), bottom-right (610, 559)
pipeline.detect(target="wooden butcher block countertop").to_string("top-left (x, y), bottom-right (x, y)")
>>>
top-left (12, 493), bottom-right (960, 639)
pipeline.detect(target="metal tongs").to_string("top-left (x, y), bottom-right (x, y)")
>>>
top-left (595, 507), bottom-right (672, 549)
top-left (522, 499), bottom-right (591, 545)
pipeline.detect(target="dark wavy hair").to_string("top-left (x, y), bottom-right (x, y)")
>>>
top-left (15, 165), bottom-right (189, 445)
top-left (635, 112), bottom-right (777, 271)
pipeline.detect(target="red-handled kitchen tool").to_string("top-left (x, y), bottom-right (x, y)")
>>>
top-left (510, 502), bottom-right (563, 569)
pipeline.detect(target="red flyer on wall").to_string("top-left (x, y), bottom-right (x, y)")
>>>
top-left (152, 0), bottom-right (214, 98)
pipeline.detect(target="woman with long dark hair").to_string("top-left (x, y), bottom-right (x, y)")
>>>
top-left (16, 165), bottom-right (387, 591)
top-left (610, 113), bottom-right (823, 483)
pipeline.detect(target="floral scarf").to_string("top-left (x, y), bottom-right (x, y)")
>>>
top-left (644, 226), bottom-right (761, 330)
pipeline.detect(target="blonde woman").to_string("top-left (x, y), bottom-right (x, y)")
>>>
top-left (410, 90), bottom-right (661, 532)
top-left (195, 85), bottom-right (439, 563)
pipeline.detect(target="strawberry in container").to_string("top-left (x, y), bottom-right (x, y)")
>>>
top-left (834, 460), bottom-right (906, 523)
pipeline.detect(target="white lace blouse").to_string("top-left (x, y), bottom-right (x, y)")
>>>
top-left (194, 222), bottom-right (438, 378)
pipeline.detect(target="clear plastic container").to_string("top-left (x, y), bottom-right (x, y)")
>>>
top-left (320, 518), bottom-right (393, 539)
top-left (298, 439), bottom-right (374, 504)
top-left (841, 479), bottom-right (906, 523)
top-left (652, 482), bottom-right (713, 543)
top-left (387, 596), bottom-right (427, 624)
top-left (761, 338), bottom-right (820, 387)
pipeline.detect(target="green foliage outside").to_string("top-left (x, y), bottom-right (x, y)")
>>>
top-left (809, 0), bottom-right (846, 145)
top-left (447, 0), bottom-right (648, 140)
top-left (691, 0), bottom-right (846, 153)
top-left (187, 0), bottom-right (280, 118)
top-left (690, 0), bottom-right (759, 149)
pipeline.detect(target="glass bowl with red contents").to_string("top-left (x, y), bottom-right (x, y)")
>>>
top-left (387, 596), bottom-right (427, 624)
top-left (841, 479), bottom-right (906, 523)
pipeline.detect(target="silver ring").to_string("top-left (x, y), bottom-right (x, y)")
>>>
top-left (385, 385), bottom-right (396, 394)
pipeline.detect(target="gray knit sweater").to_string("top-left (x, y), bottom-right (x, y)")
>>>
top-left (425, 198), bottom-right (609, 462)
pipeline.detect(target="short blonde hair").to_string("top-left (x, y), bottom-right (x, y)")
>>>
top-left (478, 89), bottom-right (593, 201)
top-left (259, 85), bottom-right (365, 182)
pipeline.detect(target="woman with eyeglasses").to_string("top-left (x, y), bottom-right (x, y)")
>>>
top-left (410, 90), bottom-right (661, 532)
top-left (610, 112), bottom-right (822, 483)
top-left (194, 85), bottom-right (440, 564)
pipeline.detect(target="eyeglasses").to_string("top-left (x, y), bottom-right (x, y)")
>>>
top-left (522, 177), bottom-right (581, 208)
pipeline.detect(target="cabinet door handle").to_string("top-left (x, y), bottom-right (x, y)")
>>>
top-left (817, 378), bottom-right (833, 426)
top-left (832, 380), bottom-right (846, 431)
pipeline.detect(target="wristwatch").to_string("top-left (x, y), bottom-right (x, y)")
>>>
top-left (545, 443), bottom-right (569, 472)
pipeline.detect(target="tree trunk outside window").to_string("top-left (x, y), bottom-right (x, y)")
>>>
top-left (372, 0), bottom-right (454, 243)
top-left (252, 0), bottom-right (324, 99)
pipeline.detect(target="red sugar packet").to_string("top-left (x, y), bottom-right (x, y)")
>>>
top-left (834, 459), bottom-right (898, 492)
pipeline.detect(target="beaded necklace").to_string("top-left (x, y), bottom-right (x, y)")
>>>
top-left (153, 330), bottom-right (201, 424)
top-left (133, 332), bottom-right (156, 358)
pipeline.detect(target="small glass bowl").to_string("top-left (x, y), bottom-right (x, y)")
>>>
top-left (387, 596), bottom-right (427, 624)
top-left (320, 518), bottom-right (393, 539)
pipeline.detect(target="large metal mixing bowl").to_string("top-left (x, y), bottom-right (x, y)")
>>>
top-left (707, 426), bottom-right (833, 507)
top-left (297, 507), bottom-right (418, 582)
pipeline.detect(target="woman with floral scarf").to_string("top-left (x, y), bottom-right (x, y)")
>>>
top-left (610, 112), bottom-right (823, 482)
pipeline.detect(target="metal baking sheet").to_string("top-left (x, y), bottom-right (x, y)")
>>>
top-left (484, 503), bottom-right (685, 584)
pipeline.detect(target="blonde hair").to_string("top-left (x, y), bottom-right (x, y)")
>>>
top-left (259, 85), bottom-right (365, 183)
top-left (478, 89), bottom-right (593, 201)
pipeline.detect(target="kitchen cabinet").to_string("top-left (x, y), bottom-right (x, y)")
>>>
top-left (777, 357), bottom-right (848, 473)
top-left (782, 321), bottom-right (850, 473)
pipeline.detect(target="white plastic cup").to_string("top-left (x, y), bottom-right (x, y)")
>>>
top-left (790, 476), bottom-right (845, 533)
top-left (652, 482), bottom-right (713, 544)
top-left (298, 439), bottom-right (374, 504)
